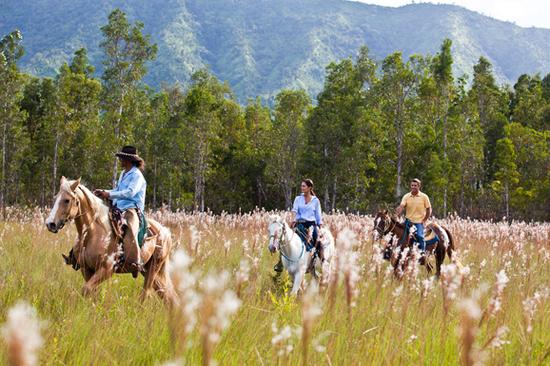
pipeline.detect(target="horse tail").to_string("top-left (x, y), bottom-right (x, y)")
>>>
top-left (444, 227), bottom-right (462, 269)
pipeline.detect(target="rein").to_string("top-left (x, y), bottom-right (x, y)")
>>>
top-left (272, 222), bottom-right (305, 263)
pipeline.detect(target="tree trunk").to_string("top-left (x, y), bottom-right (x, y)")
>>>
top-left (442, 101), bottom-right (448, 217)
top-left (395, 126), bottom-right (403, 199)
top-left (52, 130), bottom-right (60, 198)
top-left (331, 176), bottom-right (337, 212)
top-left (112, 99), bottom-right (123, 187)
top-left (459, 174), bottom-right (465, 217)
top-left (1, 118), bottom-right (7, 217)
top-left (153, 157), bottom-right (157, 209)
top-left (504, 183), bottom-right (509, 220)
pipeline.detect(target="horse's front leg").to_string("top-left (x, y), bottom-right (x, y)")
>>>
top-left (290, 264), bottom-right (307, 296)
top-left (82, 262), bottom-right (114, 297)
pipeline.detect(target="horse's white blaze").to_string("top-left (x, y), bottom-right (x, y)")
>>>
top-left (46, 194), bottom-right (62, 224)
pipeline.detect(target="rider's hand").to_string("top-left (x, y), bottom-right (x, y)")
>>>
top-left (94, 189), bottom-right (109, 199)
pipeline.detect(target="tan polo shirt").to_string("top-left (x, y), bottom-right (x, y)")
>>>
top-left (400, 191), bottom-right (431, 224)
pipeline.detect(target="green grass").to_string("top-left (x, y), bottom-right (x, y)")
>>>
top-left (1, 213), bottom-right (549, 365)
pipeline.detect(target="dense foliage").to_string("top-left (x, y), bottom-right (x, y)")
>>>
top-left (1, 10), bottom-right (549, 221)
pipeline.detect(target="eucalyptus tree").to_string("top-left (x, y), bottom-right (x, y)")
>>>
top-left (267, 89), bottom-right (310, 209)
top-left (0, 30), bottom-right (26, 211)
top-left (100, 9), bottom-right (157, 185)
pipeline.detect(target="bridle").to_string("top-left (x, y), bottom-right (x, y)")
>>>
top-left (58, 186), bottom-right (91, 227)
top-left (269, 221), bottom-right (304, 263)
top-left (375, 214), bottom-right (397, 237)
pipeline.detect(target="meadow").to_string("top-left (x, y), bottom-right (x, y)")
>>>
top-left (1, 208), bottom-right (549, 365)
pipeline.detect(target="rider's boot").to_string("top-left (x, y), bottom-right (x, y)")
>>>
top-left (274, 256), bottom-right (284, 273)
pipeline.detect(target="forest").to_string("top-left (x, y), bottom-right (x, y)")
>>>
top-left (1, 9), bottom-right (549, 221)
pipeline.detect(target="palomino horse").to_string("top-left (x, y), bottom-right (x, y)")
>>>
top-left (267, 215), bottom-right (335, 294)
top-left (45, 177), bottom-right (177, 306)
top-left (373, 210), bottom-right (460, 277)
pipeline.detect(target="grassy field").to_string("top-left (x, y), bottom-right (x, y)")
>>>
top-left (1, 209), bottom-right (549, 365)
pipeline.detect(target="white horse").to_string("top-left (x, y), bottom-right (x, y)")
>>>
top-left (313, 226), bottom-right (336, 286)
top-left (267, 215), bottom-right (335, 294)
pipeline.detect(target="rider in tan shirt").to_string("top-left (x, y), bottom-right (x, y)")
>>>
top-left (395, 178), bottom-right (432, 256)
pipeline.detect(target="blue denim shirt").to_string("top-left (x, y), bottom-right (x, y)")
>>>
top-left (292, 194), bottom-right (323, 225)
top-left (107, 167), bottom-right (146, 211)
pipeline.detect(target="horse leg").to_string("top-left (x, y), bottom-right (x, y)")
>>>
top-left (152, 261), bottom-right (178, 308)
top-left (140, 256), bottom-right (158, 302)
top-left (290, 270), bottom-right (303, 296)
top-left (80, 266), bottom-right (94, 282)
top-left (435, 243), bottom-right (446, 277)
top-left (320, 259), bottom-right (331, 289)
top-left (82, 264), bottom-right (113, 297)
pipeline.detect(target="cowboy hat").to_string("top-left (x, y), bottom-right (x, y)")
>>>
top-left (114, 146), bottom-right (143, 163)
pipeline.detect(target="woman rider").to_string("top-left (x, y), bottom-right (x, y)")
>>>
top-left (274, 179), bottom-right (324, 272)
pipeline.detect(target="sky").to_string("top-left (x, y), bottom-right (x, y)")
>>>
top-left (352, 0), bottom-right (550, 29)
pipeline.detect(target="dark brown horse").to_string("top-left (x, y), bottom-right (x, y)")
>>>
top-left (373, 210), bottom-right (460, 277)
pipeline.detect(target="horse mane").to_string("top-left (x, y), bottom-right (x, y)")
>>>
top-left (70, 181), bottom-right (109, 227)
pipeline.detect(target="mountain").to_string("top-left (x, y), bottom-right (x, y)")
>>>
top-left (2, 0), bottom-right (550, 102)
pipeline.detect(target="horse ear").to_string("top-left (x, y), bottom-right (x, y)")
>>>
top-left (70, 178), bottom-right (81, 192)
top-left (60, 176), bottom-right (67, 184)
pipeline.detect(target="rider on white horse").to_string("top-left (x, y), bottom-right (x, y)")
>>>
top-left (274, 179), bottom-right (323, 272)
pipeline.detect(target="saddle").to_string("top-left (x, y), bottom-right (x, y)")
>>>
top-left (402, 220), bottom-right (440, 248)
top-left (108, 206), bottom-right (155, 247)
top-left (63, 206), bottom-right (158, 272)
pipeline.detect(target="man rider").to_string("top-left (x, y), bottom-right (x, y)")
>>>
top-left (395, 178), bottom-right (432, 262)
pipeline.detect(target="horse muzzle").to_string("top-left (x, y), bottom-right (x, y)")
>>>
top-left (46, 220), bottom-right (65, 233)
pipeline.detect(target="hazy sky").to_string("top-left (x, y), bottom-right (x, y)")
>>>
top-left (352, 0), bottom-right (550, 29)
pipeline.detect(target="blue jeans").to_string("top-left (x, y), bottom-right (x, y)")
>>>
top-left (413, 222), bottom-right (425, 252)
top-left (296, 221), bottom-right (318, 251)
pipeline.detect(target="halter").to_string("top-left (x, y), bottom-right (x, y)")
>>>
top-left (270, 221), bottom-right (305, 263)
top-left (375, 214), bottom-right (397, 236)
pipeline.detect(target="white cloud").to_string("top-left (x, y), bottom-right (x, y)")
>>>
top-left (350, 0), bottom-right (550, 29)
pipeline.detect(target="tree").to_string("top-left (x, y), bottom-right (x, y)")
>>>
top-left (470, 57), bottom-right (509, 182)
top-left (491, 138), bottom-right (520, 220)
top-left (100, 9), bottom-right (157, 185)
top-left (183, 70), bottom-right (231, 211)
top-left (55, 49), bottom-right (102, 192)
top-left (266, 89), bottom-right (310, 208)
top-left (306, 47), bottom-right (378, 211)
top-left (432, 39), bottom-right (454, 215)
top-left (375, 52), bottom-right (419, 199)
top-left (0, 30), bottom-right (27, 212)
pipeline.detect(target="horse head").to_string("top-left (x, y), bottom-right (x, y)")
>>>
top-left (373, 209), bottom-right (392, 238)
top-left (267, 214), bottom-right (287, 254)
top-left (45, 176), bottom-right (81, 233)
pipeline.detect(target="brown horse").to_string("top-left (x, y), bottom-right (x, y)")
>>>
top-left (45, 177), bottom-right (177, 306)
top-left (373, 210), bottom-right (459, 277)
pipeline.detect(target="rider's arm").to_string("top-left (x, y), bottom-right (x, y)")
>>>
top-left (395, 204), bottom-right (404, 216)
top-left (290, 196), bottom-right (299, 227)
top-left (108, 172), bottom-right (144, 200)
top-left (423, 207), bottom-right (432, 224)
top-left (422, 195), bottom-right (432, 223)
top-left (395, 194), bottom-right (407, 216)
top-left (315, 198), bottom-right (323, 227)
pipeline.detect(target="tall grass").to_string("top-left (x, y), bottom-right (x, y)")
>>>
top-left (1, 209), bottom-right (549, 365)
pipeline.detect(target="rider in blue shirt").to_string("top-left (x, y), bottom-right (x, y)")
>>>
top-left (94, 146), bottom-right (146, 278)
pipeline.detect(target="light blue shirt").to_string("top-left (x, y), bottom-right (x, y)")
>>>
top-left (108, 166), bottom-right (146, 211)
top-left (292, 194), bottom-right (323, 225)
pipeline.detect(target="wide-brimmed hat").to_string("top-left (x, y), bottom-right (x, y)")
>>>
top-left (115, 146), bottom-right (143, 163)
